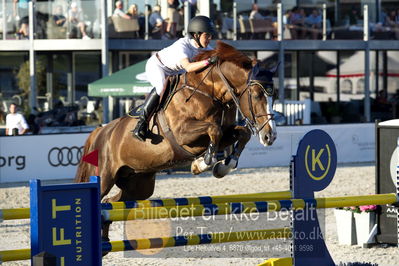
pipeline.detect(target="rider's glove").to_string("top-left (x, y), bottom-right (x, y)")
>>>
top-left (207, 56), bottom-right (218, 65)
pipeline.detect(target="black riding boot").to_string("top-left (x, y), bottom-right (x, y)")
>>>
top-left (132, 88), bottom-right (160, 141)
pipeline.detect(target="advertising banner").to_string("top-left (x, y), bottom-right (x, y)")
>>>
top-left (0, 123), bottom-right (374, 183)
top-left (239, 123), bottom-right (374, 168)
top-left (0, 133), bottom-right (89, 183)
top-left (30, 177), bottom-right (101, 265)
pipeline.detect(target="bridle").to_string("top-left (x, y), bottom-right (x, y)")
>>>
top-left (215, 61), bottom-right (276, 135)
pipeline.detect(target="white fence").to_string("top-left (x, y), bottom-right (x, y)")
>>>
top-left (274, 99), bottom-right (312, 125)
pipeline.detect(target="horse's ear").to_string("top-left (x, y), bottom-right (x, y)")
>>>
top-left (269, 62), bottom-right (280, 74)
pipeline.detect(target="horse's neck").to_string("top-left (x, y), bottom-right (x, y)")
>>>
top-left (216, 62), bottom-right (249, 102)
top-left (184, 64), bottom-right (243, 102)
top-left (179, 71), bottom-right (219, 103)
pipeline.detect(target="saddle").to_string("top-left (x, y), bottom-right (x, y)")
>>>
top-left (128, 74), bottom-right (195, 161)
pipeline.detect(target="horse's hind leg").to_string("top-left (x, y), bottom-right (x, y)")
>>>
top-left (101, 167), bottom-right (156, 253)
top-left (115, 171), bottom-right (156, 201)
top-left (99, 172), bottom-right (117, 256)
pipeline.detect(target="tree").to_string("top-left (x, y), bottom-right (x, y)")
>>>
top-left (15, 59), bottom-right (47, 113)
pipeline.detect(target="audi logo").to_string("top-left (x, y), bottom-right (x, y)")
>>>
top-left (48, 146), bottom-right (84, 167)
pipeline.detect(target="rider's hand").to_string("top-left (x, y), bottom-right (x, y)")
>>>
top-left (207, 56), bottom-right (218, 65)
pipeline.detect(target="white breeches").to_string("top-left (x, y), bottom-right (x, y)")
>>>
top-left (146, 55), bottom-right (176, 96)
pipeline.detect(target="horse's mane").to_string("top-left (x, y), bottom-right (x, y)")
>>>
top-left (194, 41), bottom-right (253, 70)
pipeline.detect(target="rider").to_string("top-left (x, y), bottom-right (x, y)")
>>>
top-left (132, 15), bottom-right (219, 141)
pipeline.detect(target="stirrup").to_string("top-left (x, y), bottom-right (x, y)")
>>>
top-left (132, 120), bottom-right (147, 141)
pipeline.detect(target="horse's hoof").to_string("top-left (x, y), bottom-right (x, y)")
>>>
top-left (212, 161), bottom-right (228, 178)
top-left (212, 156), bottom-right (238, 178)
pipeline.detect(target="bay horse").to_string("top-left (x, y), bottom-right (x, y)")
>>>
top-left (75, 41), bottom-right (277, 242)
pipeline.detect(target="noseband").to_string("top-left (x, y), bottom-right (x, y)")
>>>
top-left (215, 62), bottom-right (275, 135)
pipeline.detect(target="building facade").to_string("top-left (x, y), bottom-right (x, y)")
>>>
top-left (0, 0), bottom-right (399, 127)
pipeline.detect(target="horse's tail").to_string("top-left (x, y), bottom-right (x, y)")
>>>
top-left (75, 127), bottom-right (102, 183)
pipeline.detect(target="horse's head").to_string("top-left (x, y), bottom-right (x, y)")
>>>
top-left (194, 41), bottom-right (278, 146)
top-left (243, 63), bottom-right (277, 146)
top-left (200, 42), bottom-right (277, 146)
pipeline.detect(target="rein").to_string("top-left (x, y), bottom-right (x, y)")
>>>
top-left (183, 66), bottom-right (216, 103)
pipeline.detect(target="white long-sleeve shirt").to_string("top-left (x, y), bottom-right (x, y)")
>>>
top-left (156, 37), bottom-right (212, 73)
top-left (6, 113), bottom-right (29, 135)
top-left (145, 37), bottom-right (212, 95)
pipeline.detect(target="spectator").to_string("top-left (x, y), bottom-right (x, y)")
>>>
top-left (264, 10), bottom-right (277, 39)
top-left (181, 0), bottom-right (197, 19)
top-left (305, 9), bottom-right (322, 39)
top-left (176, 6), bottom-right (184, 37)
top-left (373, 90), bottom-right (392, 113)
top-left (284, 9), bottom-right (292, 26)
top-left (149, 5), bottom-right (164, 39)
top-left (113, 0), bottom-right (131, 19)
top-left (166, 0), bottom-right (180, 39)
top-left (249, 3), bottom-right (264, 20)
top-left (149, 5), bottom-right (163, 28)
top-left (128, 4), bottom-right (145, 38)
top-left (68, 2), bottom-right (91, 39)
top-left (13, 0), bottom-right (29, 39)
top-left (221, 14), bottom-right (234, 39)
top-left (386, 10), bottom-right (399, 39)
top-left (373, 8), bottom-right (388, 33)
top-left (347, 8), bottom-right (360, 26)
top-left (210, 2), bottom-right (220, 28)
top-left (5, 103), bottom-right (29, 136)
top-left (288, 7), bottom-right (306, 39)
top-left (0, 109), bottom-right (5, 125)
top-left (376, 90), bottom-right (389, 104)
top-left (53, 5), bottom-right (66, 27)
top-left (127, 4), bottom-right (138, 18)
top-left (390, 89), bottom-right (399, 116)
top-left (380, 8), bottom-right (388, 26)
top-left (298, 8), bottom-right (307, 37)
top-left (396, 9), bottom-right (399, 38)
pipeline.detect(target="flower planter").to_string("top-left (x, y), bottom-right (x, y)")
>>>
top-left (334, 209), bottom-right (357, 245)
top-left (354, 212), bottom-right (376, 246)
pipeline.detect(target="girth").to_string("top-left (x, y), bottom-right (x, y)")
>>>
top-left (156, 109), bottom-right (196, 162)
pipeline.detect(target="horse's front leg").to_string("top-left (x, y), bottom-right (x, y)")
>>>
top-left (213, 125), bottom-right (252, 178)
top-left (180, 120), bottom-right (223, 175)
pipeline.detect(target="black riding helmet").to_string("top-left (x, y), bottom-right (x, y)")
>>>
top-left (188, 16), bottom-right (215, 48)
